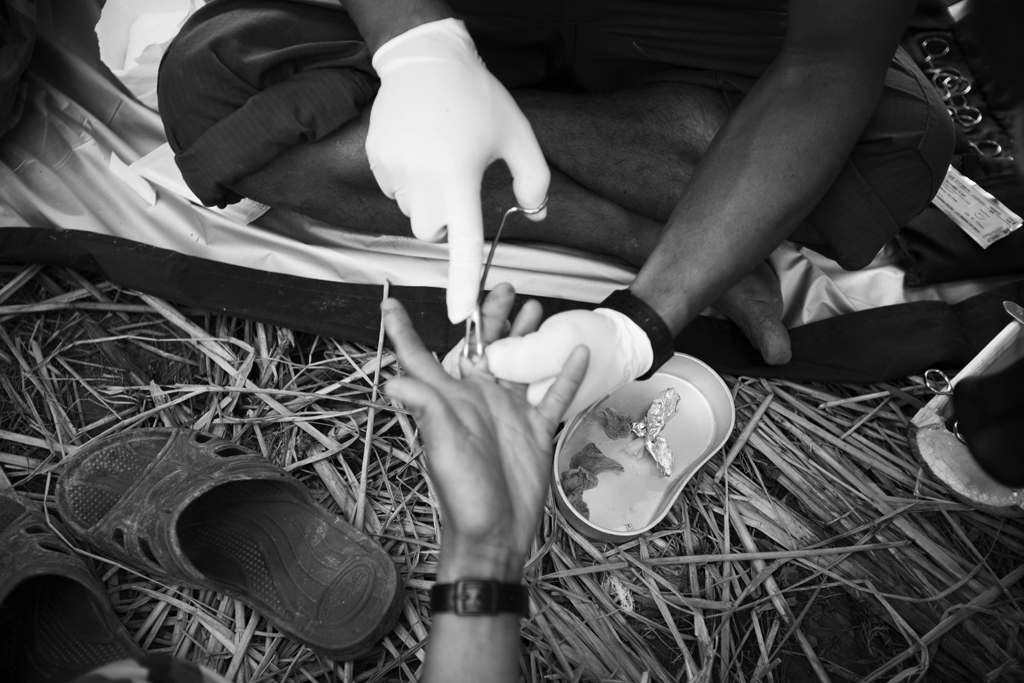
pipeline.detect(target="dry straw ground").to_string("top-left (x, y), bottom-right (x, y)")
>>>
top-left (2, 262), bottom-right (1022, 682)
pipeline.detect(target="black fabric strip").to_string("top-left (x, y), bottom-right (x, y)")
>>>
top-left (2, 227), bottom-right (1018, 383)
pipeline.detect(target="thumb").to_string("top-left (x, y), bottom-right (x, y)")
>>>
top-left (444, 182), bottom-right (485, 323)
top-left (408, 186), bottom-right (448, 242)
top-left (486, 323), bottom-right (576, 384)
top-left (526, 376), bottom-right (556, 407)
top-left (501, 109), bottom-right (550, 221)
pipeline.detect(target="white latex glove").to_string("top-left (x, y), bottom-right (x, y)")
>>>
top-left (485, 309), bottom-right (654, 419)
top-left (366, 18), bottom-right (550, 323)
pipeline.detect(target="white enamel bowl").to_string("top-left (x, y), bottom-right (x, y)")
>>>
top-left (552, 353), bottom-right (735, 543)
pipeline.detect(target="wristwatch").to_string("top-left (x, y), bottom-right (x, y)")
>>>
top-left (431, 580), bottom-right (528, 617)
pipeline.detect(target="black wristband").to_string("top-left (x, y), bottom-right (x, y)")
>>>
top-left (599, 289), bottom-right (675, 380)
top-left (431, 580), bottom-right (528, 617)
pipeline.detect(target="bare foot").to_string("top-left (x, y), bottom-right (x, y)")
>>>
top-left (713, 262), bottom-right (792, 365)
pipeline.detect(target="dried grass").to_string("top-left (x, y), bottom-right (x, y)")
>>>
top-left (2, 263), bottom-right (1022, 682)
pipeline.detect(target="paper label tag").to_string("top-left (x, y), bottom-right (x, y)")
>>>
top-left (931, 165), bottom-right (1023, 249)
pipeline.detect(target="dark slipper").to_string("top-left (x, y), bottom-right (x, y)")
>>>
top-left (0, 489), bottom-right (143, 682)
top-left (54, 428), bottom-right (402, 661)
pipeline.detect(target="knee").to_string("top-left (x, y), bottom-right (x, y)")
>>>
top-left (801, 50), bottom-right (955, 270)
top-left (157, 0), bottom-right (377, 208)
top-left (158, 1), bottom-right (261, 154)
top-left (852, 49), bottom-right (956, 229)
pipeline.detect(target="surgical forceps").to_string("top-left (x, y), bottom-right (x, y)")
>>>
top-left (462, 198), bottom-right (549, 362)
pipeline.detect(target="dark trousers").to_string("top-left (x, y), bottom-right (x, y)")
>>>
top-left (158, 0), bottom-right (954, 269)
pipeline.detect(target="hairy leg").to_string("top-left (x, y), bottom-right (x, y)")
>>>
top-left (515, 83), bottom-right (727, 223)
top-left (513, 83), bottom-right (791, 363)
top-left (232, 109), bottom-right (662, 266)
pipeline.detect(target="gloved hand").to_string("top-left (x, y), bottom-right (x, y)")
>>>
top-left (366, 18), bottom-right (550, 323)
top-left (485, 308), bottom-right (654, 419)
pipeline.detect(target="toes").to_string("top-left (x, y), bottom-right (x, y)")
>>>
top-left (751, 317), bottom-right (792, 365)
top-left (714, 261), bottom-right (792, 365)
top-left (724, 306), bottom-right (791, 365)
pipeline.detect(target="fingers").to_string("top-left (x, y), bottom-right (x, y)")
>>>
top-left (509, 299), bottom-right (543, 338)
top-left (376, 173), bottom-right (488, 325)
top-left (535, 345), bottom-right (590, 424)
top-left (458, 284), bottom-right (513, 380)
top-left (457, 353), bottom-right (495, 381)
top-left (441, 283), bottom-right (517, 380)
top-left (526, 377), bottom-right (556, 407)
top-left (485, 322), bottom-right (573, 383)
top-left (443, 182), bottom-right (485, 323)
top-left (439, 339), bottom-right (465, 379)
top-left (480, 283), bottom-right (516, 345)
top-left (408, 186), bottom-right (449, 242)
top-left (500, 104), bottom-right (550, 222)
top-left (381, 298), bottom-right (450, 385)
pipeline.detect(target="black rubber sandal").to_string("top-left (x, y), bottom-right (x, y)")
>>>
top-left (0, 489), bottom-right (143, 683)
top-left (54, 429), bottom-right (402, 661)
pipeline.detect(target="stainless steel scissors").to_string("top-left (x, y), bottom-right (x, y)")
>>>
top-left (923, 368), bottom-right (967, 444)
top-left (462, 197), bottom-right (549, 362)
top-left (972, 139), bottom-right (1004, 158)
top-left (923, 304), bottom-right (1024, 445)
top-left (1006, 301), bottom-right (1024, 326)
top-left (919, 37), bottom-right (983, 131)
top-left (920, 36), bottom-right (950, 64)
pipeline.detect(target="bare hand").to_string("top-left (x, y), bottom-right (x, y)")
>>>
top-left (382, 284), bottom-right (587, 581)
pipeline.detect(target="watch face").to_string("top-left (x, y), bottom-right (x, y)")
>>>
top-left (456, 582), bottom-right (490, 614)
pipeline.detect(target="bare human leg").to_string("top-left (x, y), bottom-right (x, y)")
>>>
top-left (232, 108), bottom-right (662, 265)
top-left (232, 83), bottom-right (792, 364)
top-left (514, 83), bottom-right (792, 364)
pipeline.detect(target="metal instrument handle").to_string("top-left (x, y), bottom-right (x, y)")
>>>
top-left (462, 198), bottom-right (549, 361)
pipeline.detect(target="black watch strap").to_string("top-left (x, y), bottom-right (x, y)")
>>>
top-left (431, 580), bottom-right (528, 617)
top-left (600, 288), bottom-right (675, 380)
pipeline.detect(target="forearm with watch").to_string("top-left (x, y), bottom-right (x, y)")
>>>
top-left (380, 290), bottom-right (587, 683)
top-left (423, 540), bottom-right (525, 683)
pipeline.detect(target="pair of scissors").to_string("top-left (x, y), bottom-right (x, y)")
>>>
top-left (945, 93), bottom-right (984, 130)
top-left (971, 139), bottom-right (1004, 158)
top-left (918, 37), bottom-right (984, 130)
top-left (461, 198), bottom-right (549, 362)
top-left (923, 368), bottom-right (967, 444)
top-left (922, 303), bottom-right (1024, 444)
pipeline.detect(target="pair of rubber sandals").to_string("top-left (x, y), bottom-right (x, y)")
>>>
top-left (1, 428), bottom-right (402, 681)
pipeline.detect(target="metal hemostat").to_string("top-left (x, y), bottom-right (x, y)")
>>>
top-left (462, 197), bottom-right (549, 362)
